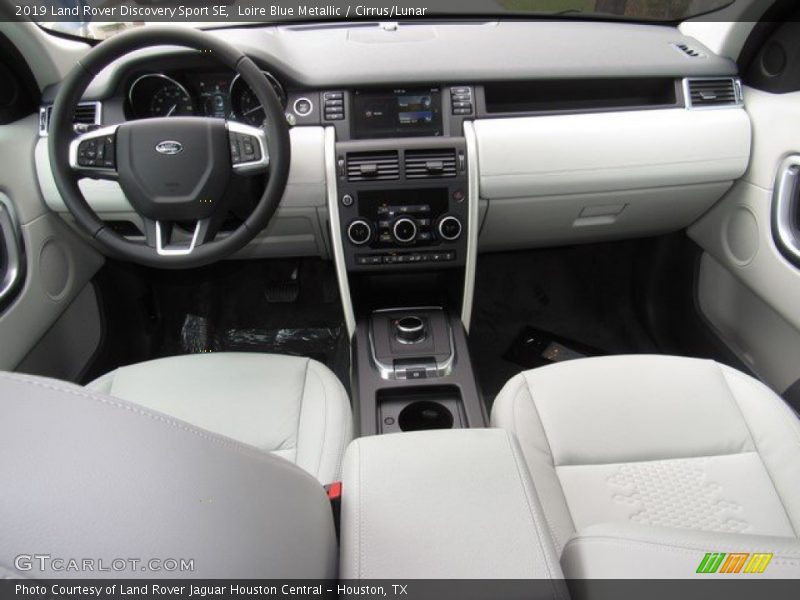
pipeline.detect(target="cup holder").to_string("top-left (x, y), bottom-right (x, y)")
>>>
top-left (398, 400), bottom-right (454, 431)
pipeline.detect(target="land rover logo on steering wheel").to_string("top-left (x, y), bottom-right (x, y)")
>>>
top-left (155, 141), bottom-right (183, 155)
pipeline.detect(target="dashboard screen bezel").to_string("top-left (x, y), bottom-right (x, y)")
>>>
top-left (351, 87), bottom-right (443, 139)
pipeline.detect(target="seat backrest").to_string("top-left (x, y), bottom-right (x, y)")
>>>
top-left (0, 372), bottom-right (337, 578)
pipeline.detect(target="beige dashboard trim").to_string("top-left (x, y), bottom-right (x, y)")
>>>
top-left (461, 121), bottom-right (480, 332)
top-left (324, 126), bottom-right (356, 338)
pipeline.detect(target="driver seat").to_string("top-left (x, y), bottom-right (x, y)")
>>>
top-left (88, 352), bottom-right (352, 484)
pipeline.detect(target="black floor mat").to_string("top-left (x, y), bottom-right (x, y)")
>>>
top-left (469, 241), bottom-right (660, 406)
top-left (177, 313), bottom-right (340, 364)
top-left (504, 325), bottom-right (601, 370)
top-left (86, 258), bottom-right (349, 388)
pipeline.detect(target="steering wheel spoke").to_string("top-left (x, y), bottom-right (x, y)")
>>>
top-left (142, 217), bottom-right (221, 256)
top-left (68, 125), bottom-right (119, 180)
top-left (227, 121), bottom-right (270, 175)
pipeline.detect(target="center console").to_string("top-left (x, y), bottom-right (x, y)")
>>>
top-left (355, 306), bottom-right (484, 436)
top-left (325, 85), bottom-right (485, 436)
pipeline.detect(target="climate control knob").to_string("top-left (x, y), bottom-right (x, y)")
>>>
top-left (392, 217), bottom-right (418, 244)
top-left (347, 219), bottom-right (373, 245)
top-left (437, 215), bottom-right (463, 241)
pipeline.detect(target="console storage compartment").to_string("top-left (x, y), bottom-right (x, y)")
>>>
top-left (339, 429), bottom-right (565, 583)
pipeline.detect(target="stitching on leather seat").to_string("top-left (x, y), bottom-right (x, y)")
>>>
top-left (515, 374), bottom-right (577, 551)
top-left (717, 365), bottom-right (800, 538)
top-left (357, 439), bottom-right (365, 578)
top-left (307, 362), bottom-right (330, 481)
top-left (563, 535), bottom-right (800, 562)
top-left (722, 365), bottom-right (800, 445)
top-left (504, 430), bottom-right (564, 598)
top-left (329, 369), bottom-right (351, 481)
top-left (553, 449), bottom-right (760, 468)
top-left (291, 358), bottom-right (312, 469)
top-left (0, 373), bottom-right (303, 467)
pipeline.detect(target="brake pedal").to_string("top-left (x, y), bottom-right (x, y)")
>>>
top-left (264, 265), bottom-right (300, 303)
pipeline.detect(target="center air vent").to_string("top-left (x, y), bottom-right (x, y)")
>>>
top-left (346, 151), bottom-right (399, 181)
top-left (405, 148), bottom-right (457, 179)
top-left (685, 78), bottom-right (742, 109)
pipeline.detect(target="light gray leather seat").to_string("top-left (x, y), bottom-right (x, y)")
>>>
top-left (492, 355), bottom-right (800, 578)
top-left (88, 353), bottom-right (352, 484)
top-left (0, 371), bottom-right (338, 578)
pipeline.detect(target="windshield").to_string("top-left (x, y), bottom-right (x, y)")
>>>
top-left (29, 0), bottom-right (738, 41)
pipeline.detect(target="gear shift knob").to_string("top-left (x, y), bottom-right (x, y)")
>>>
top-left (395, 316), bottom-right (426, 344)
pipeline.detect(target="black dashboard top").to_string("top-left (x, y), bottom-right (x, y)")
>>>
top-left (42, 20), bottom-right (736, 103)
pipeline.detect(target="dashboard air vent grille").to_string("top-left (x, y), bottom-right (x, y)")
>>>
top-left (73, 103), bottom-right (99, 124)
top-left (346, 151), bottom-right (400, 181)
top-left (39, 102), bottom-right (102, 136)
top-left (405, 148), bottom-right (457, 179)
top-left (685, 78), bottom-right (742, 108)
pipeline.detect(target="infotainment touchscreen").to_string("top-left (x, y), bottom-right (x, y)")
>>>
top-left (352, 88), bottom-right (442, 139)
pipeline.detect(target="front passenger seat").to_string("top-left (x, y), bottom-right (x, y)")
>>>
top-left (89, 353), bottom-right (352, 484)
top-left (492, 355), bottom-right (800, 578)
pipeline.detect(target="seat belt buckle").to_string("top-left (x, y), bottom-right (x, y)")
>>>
top-left (324, 481), bottom-right (342, 539)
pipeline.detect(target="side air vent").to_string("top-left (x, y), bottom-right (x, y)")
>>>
top-left (684, 78), bottom-right (743, 109)
top-left (39, 101), bottom-right (102, 136)
top-left (405, 148), bottom-right (457, 179)
top-left (671, 42), bottom-right (707, 59)
top-left (346, 151), bottom-right (399, 181)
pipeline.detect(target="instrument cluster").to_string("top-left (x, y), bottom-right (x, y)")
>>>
top-left (127, 70), bottom-right (287, 126)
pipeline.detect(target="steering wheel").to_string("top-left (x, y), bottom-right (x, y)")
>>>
top-left (48, 27), bottom-right (291, 269)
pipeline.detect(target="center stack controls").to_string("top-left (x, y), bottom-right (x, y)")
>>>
top-left (335, 139), bottom-right (469, 272)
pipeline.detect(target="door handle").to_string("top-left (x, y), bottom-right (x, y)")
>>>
top-left (0, 198), bottom-right (24, 306)
top-left (772, 155), bottom-right (800, 269)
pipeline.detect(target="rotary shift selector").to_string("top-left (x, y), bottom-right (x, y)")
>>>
top-left (395, 316), bottom-right (426, 344)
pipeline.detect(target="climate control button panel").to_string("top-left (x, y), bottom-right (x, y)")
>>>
top-left (340, 187), bottom-right (467, 272)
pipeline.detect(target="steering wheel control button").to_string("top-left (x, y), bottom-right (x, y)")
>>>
top-left (228, 130), bottom-right (262, 166)
top-left (347, 219), bottom-right (373, 246)
top-left (77, 139), bottom-right (97, 166)
top-left (229, 139), bottom-right (241, 163)
top-left (437, 215), bottom-right (463, 241)
top-left (76, 132), bottom-right (116, 169)
top-left (293, 97), bottom-right (313, 117)
top-left (242, 138), bottom-right (256, 157)
top-left (393, 217), bottom-right (418, 244)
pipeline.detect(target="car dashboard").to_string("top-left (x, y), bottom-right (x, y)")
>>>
top-left (34, 20), bottom-right (751, 272)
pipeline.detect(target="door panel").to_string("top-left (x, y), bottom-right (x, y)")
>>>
top-left (0, 33), bottom-right (104, 374)
top-left (0, 193), bottom-right (24, 309)
top-left (688, 87), bottom-right (800, 395)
